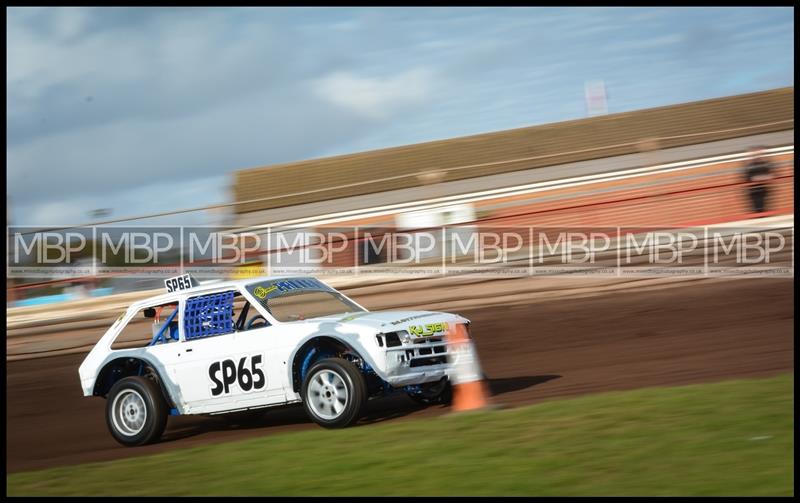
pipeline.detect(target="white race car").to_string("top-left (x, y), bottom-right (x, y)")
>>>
top-left (78, 274), bottom-right (475, 446)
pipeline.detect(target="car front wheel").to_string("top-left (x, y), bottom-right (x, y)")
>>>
top-left (302, 358), bottom-right (366, 428)
top-left (106, 376), bottom-right (168, 446)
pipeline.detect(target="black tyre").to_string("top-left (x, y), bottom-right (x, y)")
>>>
top-left (105, 376), bottom-right (168, 446)
top-left (301, 358), bottom-right (366, 428)
top-left (407, 377), bottom-right (452, 405)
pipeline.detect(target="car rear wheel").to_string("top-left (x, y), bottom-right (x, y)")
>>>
top-left (302, 358), bottom-right (366, 428)
top-left (106, 376), bottom-right (168, 446)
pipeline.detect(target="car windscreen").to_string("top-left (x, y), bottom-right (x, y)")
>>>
top-left (245, 278), bottom-right (364, 322)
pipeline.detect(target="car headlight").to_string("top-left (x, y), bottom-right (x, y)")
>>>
top-left (380, 331), bottom-right (410, 347)
top-left (398, 330), bottom-right (412, 344)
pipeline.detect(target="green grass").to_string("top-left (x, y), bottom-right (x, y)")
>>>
top-left (7, 374), bottom-right (794, 496)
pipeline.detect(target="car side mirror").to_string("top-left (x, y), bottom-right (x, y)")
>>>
top-left (143, 308), bottom-right (156, 318)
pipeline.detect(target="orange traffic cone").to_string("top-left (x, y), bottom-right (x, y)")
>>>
top-left (445, 323), bottom-right (490, 412)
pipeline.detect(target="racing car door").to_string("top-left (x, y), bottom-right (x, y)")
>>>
top-left (167, 289), bottom-right (285, 414)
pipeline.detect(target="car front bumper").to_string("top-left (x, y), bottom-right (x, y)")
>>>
top-left (378, 337), bottom-right (480, 387)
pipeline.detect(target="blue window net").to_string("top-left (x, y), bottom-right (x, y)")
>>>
top-left (184, 291), bottom-right (234, 340)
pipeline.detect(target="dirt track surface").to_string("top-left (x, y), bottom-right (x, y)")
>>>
top-left (6, 277), bottom-right (794, 473)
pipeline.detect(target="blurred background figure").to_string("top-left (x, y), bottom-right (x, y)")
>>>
top-left (743, 146), bottom-right (776, 216)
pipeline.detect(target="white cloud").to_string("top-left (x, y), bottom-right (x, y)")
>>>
top-left (311, 68), bottom-right (439, 120)
top-left (6, 83), bottom-right (366, 206)
top-left (605, 33), bottom-right (685, 53)
top-left (52, 7), bottom-right (91, 40)
top-left (7, 11), bottom-right (147, 103)
top-left (331, 19), bottom-right (360, 31)
top-left (13, 174), bottom-right (231, 226)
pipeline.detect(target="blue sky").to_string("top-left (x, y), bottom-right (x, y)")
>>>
top-left (6, 7), bottom-right (794, 226)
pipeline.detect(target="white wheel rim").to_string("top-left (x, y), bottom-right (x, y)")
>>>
top-left (307, 369), bottom-right (348, 420)
top-left (111, 389), bottom-right (147, 437)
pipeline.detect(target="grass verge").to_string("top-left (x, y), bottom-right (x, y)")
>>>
top-left (7, 373), bottom-right (794, 496)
